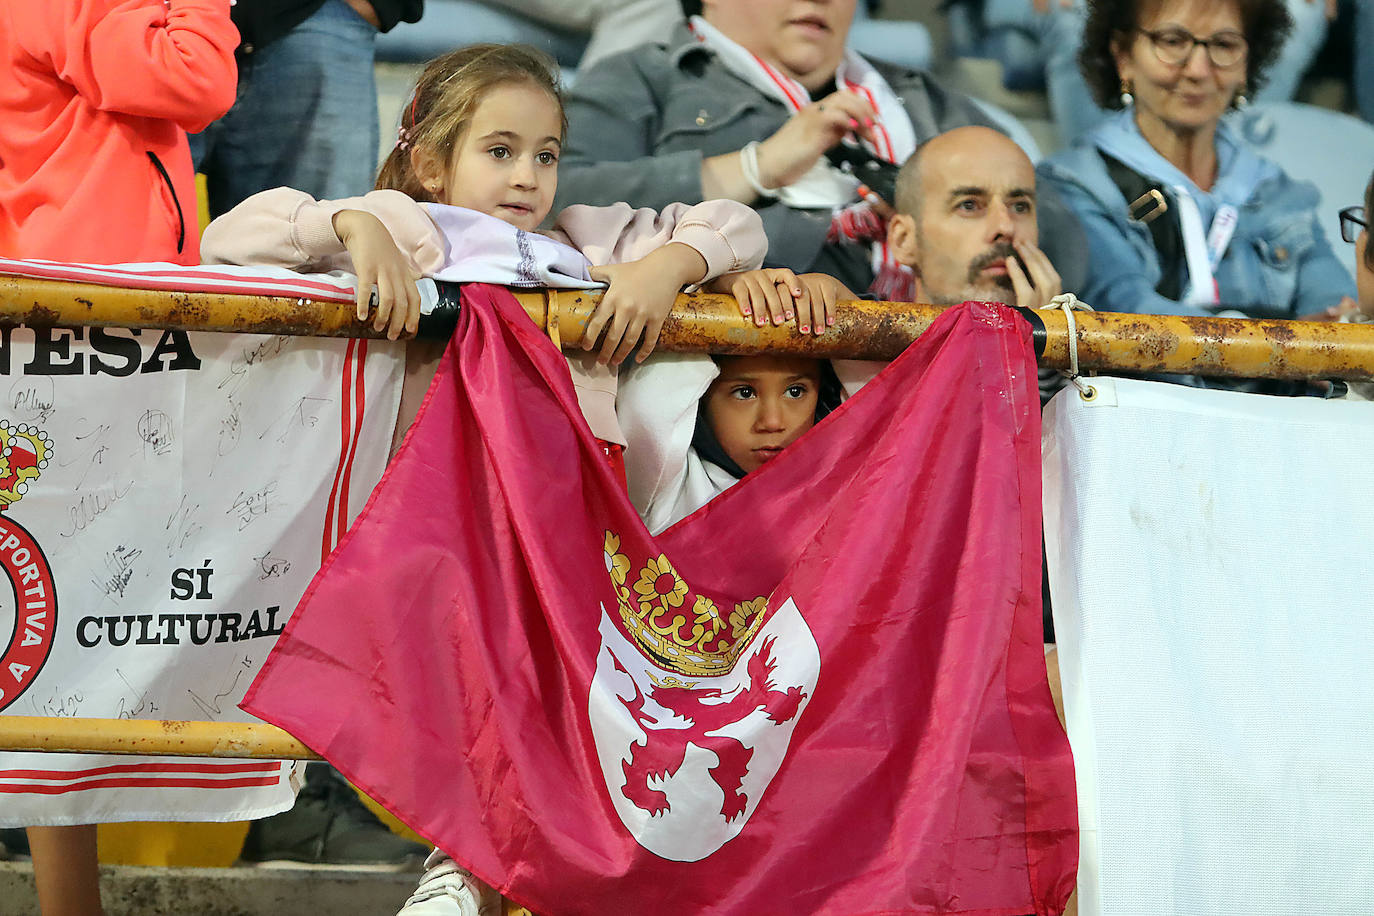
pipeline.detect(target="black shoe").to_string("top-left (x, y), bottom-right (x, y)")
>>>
top-left (0, 827), bottom-right (29, 860)
top-left (238, 763), bottom-right (428, 871)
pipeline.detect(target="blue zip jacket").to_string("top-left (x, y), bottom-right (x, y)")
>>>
top-left (1038, 118), bottom-right (1353, 320)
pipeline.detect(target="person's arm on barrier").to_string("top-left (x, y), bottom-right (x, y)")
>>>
top-left (550, 199), bottom-right (767, 363)
top-left (706, 268), bottom-right (855, 336)
top-left (201, 187), bottom-right (442, 338)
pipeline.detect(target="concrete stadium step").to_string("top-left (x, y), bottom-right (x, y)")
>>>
top-left (0, 860), bottom-right (415, 915)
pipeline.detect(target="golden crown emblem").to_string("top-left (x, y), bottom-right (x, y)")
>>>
top-left (0, 420), bottom-right (54, 509)
top-left (603, 530), bottom-right (769, 677)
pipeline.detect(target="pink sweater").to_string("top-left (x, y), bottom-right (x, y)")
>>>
top-left (201, 190), bottom-right (768, 443)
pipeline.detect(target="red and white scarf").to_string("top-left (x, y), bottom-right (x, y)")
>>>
top-left (689, 15), bottom-right (915, 299)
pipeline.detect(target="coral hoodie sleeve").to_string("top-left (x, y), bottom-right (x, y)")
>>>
top-left (201, 187), bottom-right (448, 275)
top-left (548, 201), bottom-right (766, 279)
top-left (18, 0), bottom-right (240, 132)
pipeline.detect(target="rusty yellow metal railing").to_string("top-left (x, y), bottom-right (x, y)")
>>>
top-left (3, 272), bottom-right (1373, 379)
top-left (0, 715), bottom-right (320, 759)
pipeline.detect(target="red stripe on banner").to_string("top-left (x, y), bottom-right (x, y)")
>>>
top-left (335, 339), bottom-right (368, 544)
top-left (754, 54), bottom-right (806, 111)
top-left (322, 339), bottom-right (359, 562)
top-left (0, 260), bottom-right (354, 302)
top-left (0, 761), bottom-right (282, 781)
top-left (0, 775), bottom-right (282, 795)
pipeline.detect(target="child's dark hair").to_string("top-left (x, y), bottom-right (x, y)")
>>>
top-left (375, 43), bottom-right (567, 202)
top-left (693, 359), bottom-right (843, 479)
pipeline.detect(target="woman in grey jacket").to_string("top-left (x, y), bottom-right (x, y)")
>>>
top-left (555, 0), bottom-right (1086, 300)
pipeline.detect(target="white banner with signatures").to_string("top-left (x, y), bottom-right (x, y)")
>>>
top-left (0, 264), bottom-right (404, 824)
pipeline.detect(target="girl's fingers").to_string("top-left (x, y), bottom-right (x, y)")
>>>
top-left (818, 283), bottom-right (837, 335)
top-left (582, 298), bottom-right (615, 350)
top-left (636, 316), bottom-right (666, 363)
top-left (759, 277), bottom-right (787, 327)
top-left (792, 282), bottom-right (814, 335)
top-left (357, 265), bottom-right (377, 325)
top-left (390, 276), bottom-right (411, 340)
top-left (406, 278), bottom-right (422, 337)
top-left (731, 279), bottom-right (753, 317)
top-left (771, 267), bottom-right (801, 308)
top-left (747, 278), bottom-right (771, 327)
top-left (598, 311), bottom-right (630, 364)
top-left (371, 276), bottom-right (393, 333)
top-left (609, 314), bottom-right (646, 365)
top-left (733, 280), bottom-right (760, 323)
top-left (377, 272), bottom-right (394, 338)
top-left (774, 278), bottom-right (796, 323)
top-left (742, 277), bottom-right (764, 326)
top-left (356, 282), bottom-right (370, 322)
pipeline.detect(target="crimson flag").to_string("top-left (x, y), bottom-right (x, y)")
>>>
top-left (242, 286), bottom-right (1076, 915)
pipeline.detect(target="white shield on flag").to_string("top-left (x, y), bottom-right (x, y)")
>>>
top-left (588, 597), bottom-right (820, 862)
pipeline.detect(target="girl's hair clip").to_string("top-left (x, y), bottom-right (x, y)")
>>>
top-left (396, 125), bottom-right (412, 151)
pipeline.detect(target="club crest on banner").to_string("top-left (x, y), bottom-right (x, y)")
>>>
top-left (0, 419), bottom-right (58, 711)
top-left (589, 531), bottom-right (820, 862)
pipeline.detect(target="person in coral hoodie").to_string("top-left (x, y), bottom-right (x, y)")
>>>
top-left (0, 4), bottom-right (236, 913)
top-left (0, 0), bottom-right (239, 265)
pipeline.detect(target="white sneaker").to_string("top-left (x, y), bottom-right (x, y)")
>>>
top-left (396, 848), bottom-right (501, 916)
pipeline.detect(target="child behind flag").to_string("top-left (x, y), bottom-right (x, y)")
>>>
top-left (622, 270), bottom-right (852, 535)
top-left (201, 42), bottom-right (767, 477)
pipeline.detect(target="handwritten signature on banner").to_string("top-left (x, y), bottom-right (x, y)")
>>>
top-left (9, 377), bottom-right (55, 424)
top-left (91, 545), bottom-right (142, 602)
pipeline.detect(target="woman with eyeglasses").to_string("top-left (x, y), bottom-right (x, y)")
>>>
top-left (1340, 178), bottom-right (1373, 399)
top-left (1038, 0), bottom-right (1355, 369)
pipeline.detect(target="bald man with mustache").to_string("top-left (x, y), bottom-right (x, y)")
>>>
top-left (888, 126), bottom-right (1063, 310)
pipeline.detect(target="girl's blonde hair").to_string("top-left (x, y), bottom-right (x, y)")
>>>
top-left (375, 43), bottom-right (566, 202)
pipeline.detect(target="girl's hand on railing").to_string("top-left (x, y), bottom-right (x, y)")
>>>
top-left (332, 209), bottom-right (422, 340)
top-left (709, 268), bottom-right (854, 336)
top-left (585, 242), bottom-right (709, 365)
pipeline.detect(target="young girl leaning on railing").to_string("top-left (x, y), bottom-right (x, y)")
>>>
top-left (200, 42), bottom-right (773, 484)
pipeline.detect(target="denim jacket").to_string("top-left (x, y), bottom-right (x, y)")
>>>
top-left (1038, 124), bottom-right (1354, 320)
top-left (557, 22), bottom-right (1087, 294)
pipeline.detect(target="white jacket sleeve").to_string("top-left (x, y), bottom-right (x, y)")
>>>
top-left (618, 353), bottom-right (731, 534)
top-left (833, 359), bottom-right (886, 399)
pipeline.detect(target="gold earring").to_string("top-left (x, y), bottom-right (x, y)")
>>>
top-left (1120, 79), bottom-right (1134, 107)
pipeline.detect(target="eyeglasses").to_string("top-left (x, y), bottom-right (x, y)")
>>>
top-left (1137, 27), bottom-right (1248, 69)
top-left (1339, 206), bottom-right (1368, 243)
